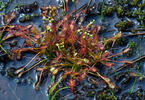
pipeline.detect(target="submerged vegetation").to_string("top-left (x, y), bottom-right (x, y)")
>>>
top-left (0, 0), bottom-right (145, 99)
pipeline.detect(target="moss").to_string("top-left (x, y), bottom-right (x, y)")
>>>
top-left (103, 6), bottom-right (115, 16)
top-left (129, 41), bottom-right (136, 48)
top-left (124, 41), bottom-right (136, 57)
top-left (115, 37), bottom-right (128, 46)
top-left (97, 90), bottom-right (117, 100)
top-left (87, 90), bottom-right (96, 97)
top-left (116, 6), bottom-right (125, 17)
top-left (125, 9), bottom-right (137, 18)
top-left (0, 1), bottom-right (6, 11)
top-left (116, 0), bottom-right (129, 5)
top-left (7, 67), bottom-right (16, 78)
top-left (130, 0), bottom-right (140, 7)
top-left (16, 1), bottom-right (38, 13)
top-left (135, 8), bottom-right (142, 16)
top-left (115, 20), bottom-right (133, 31)
top-left (0, 0), bottom-right (12, 12)
top-left (19, 14), bottom-right (32, 23)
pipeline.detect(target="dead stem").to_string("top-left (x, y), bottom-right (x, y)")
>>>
top-left (35, 62), bottom-right (48, 90)
top-left (15, 52), bottom-right (40, 74)
top-left (88, 72), bottom-right (116, 89)
top-left (18, 59), bottom-right (46, 78)
top-left (25, 52), bottom-right (40, 68)
top-left (35, 69), bottom-right (44, 91)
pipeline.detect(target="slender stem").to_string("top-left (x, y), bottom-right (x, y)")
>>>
top-left (35, 69), bottom-right (44, 91)
top-left (18, 59), bottom-right (46, 78)
top-left (25, 52), bottom-right (40, 68)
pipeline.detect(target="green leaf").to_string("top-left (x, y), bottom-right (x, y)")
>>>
top-left (48, 77), bottom-right (63, 100)
top-left (130, 76), bottom-right (137, 94)
top-left (51, 86), bottom-right (69, 100)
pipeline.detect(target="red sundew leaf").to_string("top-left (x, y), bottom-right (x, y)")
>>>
top-left (31, 26), bottom-right (39, 34)
top-left (97, 42), bottom-right (105, 51)
top-left (90, 67), bottom-right (97, 73)
top-left (96, 72), bottom-right (116, 89)
top-left (105, 62), bottom-right (115, 68)
top-left (70, 20), bottom-right (77, 31)
top-left (35, 34), bottom-right (41, 40)
top-left (102, 51), bottom-right (110, 58)
top-left (79, 34), bottom-right (88, 55)
top-left (64, 27), bottom-right (78, 44)
top-left (79, 47), bottom-right (87, 55)
top-left (68, 35), bottom-right (78, 44)
top-left (122, 48), bottom-right (131, 54)
top-left (17, 24), bottom-right (22, 29)
top-left (7, 25), bottom-right (33, 39)
top-left (69, 79), bottom-right (76, 92)
top-left (26, 40), bottom-right (33, 46)
top-left (92, 26), bottom-right (101, 43)
top-left (40, 46), bottom-right (48, 54)
top-left (101, 51), bottom-right (110, 61)
top-left (55, 54), bottom-right (62, 62)
top-left (13, 48), bottom-right (40, 60)
top-left (64, 71), bottom-right (73, 77)
top-left (17, 50), bottom-right (21, 60)
top-left (7, 24), bottom-right (41, 44)
top-left (121, 60), bottom-right (133, 64)
top-left (79, 72), bottom-right (87, 81)
top-left (121, 61), bottom-right (134, 67)
top-left (51, 54), bottom-right (62, 64)
top-left (61, 21), bottom-right (78, 44)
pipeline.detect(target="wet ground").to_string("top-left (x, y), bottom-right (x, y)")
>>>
top-left (0, 0), bottom-right (145, 100)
